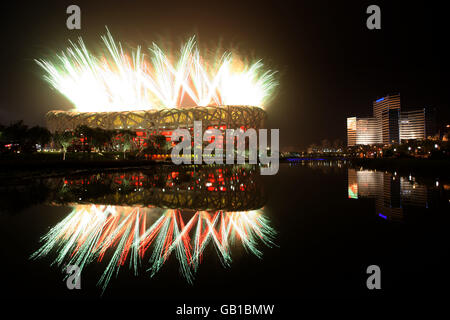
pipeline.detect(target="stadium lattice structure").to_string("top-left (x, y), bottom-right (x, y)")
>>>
top-left (46, 105), bottom-right (267, 133)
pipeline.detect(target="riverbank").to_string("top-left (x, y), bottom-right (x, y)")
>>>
top-left (1, 153), bottom-right (449, 182)
top-left (349, 157), bottom-right (450, 177)
top-left (0, 158), bottom-right (164, 182)
top-left (282, 155), bottom-right (449, 178)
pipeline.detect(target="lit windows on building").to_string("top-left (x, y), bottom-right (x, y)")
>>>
top-left (347, 117), bottom-right (380, 146)
top-left (373, 94), bottom-right (401, 144)
top-left (347, 93), bottom-right (437, 146)
top-left (347, 117), bottom-right (357, 146)
top-left (400, 109), bottom-right (426, 141)
top-left (356, 117), bottom-right (380, 145)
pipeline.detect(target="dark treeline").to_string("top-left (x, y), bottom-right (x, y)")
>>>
top-left (0, 121), bottom-right (51, 153)
top-left (0, 121), bottom-right (170, 160)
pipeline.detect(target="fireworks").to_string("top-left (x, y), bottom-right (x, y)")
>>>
top-left (36, 28), bottom-right (278, 112)
top-left (30, 204), bottom-right (276, 293)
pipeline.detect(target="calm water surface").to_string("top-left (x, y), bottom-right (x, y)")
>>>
top-left (0, 161), bottom-right (449, 301)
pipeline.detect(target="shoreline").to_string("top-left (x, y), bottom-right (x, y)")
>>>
top-left (348, 157), bottom-right (449, 177)
top-left (0, 159), bottom-right (163, 183)
top-left (283, 156), bottom-right (450, 177)
top-left (1, 156), bottom-right (449, 182)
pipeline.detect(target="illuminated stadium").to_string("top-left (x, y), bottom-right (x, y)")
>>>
top-left (46, 105), bottom-right (267, 136)
top-left (38, 29), bottom-right (276, 136)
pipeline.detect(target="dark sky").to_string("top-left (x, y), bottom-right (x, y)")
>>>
top-left (0, 1), bottom-right (448, 149)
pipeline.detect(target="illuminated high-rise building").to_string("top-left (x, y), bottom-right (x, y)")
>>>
top-left (347, 117), bottom-right (357, 147)
top-left (356, 117), bottom-right (381, 145)
top-left (399, 109), bottom-right (426, 140)
top-left (373, 94), bottom-right (401, 144)
top-left (399, 107), bottom-right (437, 141)
top-left (382, 108), bottom-right (400, 144)
top-left (346, 117), bottom-right (380, 146)
top-left (347, 94), bottom-right (437, 146)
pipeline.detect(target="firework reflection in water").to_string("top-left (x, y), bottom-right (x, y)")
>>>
top-left (30, 204), bottom-right (276, 292)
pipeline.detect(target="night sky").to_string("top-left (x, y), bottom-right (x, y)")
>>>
top-left (0, 1), bottom-right (448, 149)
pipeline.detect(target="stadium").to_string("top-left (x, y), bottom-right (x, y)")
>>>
top-left (38, 29), bottom-right (276, 143)
top-left (45, 105), bottom-right (267, 139)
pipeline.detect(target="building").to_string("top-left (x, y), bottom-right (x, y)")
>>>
top-left (347, 117), bottom-right (357, 147)
top-left (346, 93), bottom-right (438, 146)
top-left (399, 109), bottom-right (426, 141)
top-left (382, 108), bottom-right (400, 144)
top-left (346, 117), bottom-right (380, 146)
top-left (373, 94), bottom-right (401, 144)
top-left (356, 117), bottom-right (380, 145)
top-left (399, 107), bottom-right (437, 141)
top-left (347, 93), bottom-right (402, 147)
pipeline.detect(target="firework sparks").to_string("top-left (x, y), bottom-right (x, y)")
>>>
top-left (36, 28), bottom-right (278, 112)
top-left (30, 204), bottom-right (276, 292)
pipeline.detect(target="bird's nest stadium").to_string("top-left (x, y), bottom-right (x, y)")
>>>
top-left (45, 105), bottom-right (267, 135)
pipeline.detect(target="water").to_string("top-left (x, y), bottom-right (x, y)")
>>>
top-left (0, 162), bottom-right (449, 302)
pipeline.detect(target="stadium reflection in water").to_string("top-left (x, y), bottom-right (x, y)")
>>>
top-left (347, 168), bottom-right (442, 221)
top-left (30, 165), bottom-right (276, 293)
